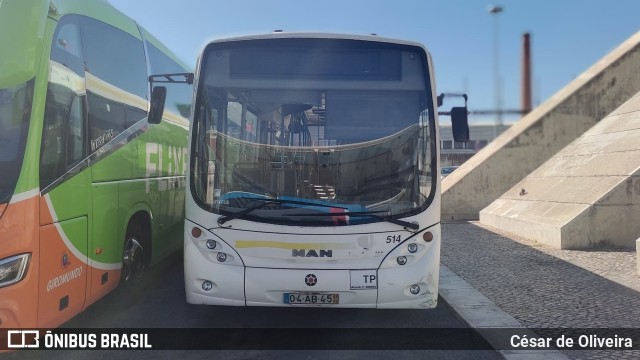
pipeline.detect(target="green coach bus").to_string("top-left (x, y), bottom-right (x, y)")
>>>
top-left (0, 0), bottom-right (191, 328)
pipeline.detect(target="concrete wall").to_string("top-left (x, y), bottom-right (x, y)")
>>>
top-left (442, 31), bottom-right (640, 220)
top-left (480, 91), bottom-right (640, 249)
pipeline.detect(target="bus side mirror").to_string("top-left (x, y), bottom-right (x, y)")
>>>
top-left (451, 107), bottom-right (469, 142)
top-left (148, 86), bottom-right (166, 124)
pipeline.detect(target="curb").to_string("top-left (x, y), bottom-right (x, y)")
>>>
top-left (439, 265), bottom-right (570, 360)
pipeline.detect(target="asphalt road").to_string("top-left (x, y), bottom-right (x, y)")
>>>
top-left (6, 252), bottom-right (501, 360)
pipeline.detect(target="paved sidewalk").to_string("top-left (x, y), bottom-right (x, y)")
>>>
top-left (439, 221), bottom-right (640, 360)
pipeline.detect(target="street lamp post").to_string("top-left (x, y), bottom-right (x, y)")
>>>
top-left (488, 5), bottom-right (503, 139)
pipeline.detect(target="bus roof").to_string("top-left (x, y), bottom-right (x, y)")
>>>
top-left (49, 0), bottom-right (191, 71)
top-left (204, 32), bottom-right (430, 54)
top-left (49, 0), bottom-right (141, 40)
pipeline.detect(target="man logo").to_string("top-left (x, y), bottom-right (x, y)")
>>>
top-left (305, 274), bottom-right (317, 286)
top-left (292, 249), bottom-right (333, 258)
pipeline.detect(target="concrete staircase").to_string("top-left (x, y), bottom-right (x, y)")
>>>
top-left (442, 31), bottom-right (640, 221)
top-left (480, 91), bottom-right (640, 249)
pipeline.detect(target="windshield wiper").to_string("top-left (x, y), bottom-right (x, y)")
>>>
top-left (284, 211), bottom-right (419, 231)
top-left (216, 197), bottom-right (349, 225)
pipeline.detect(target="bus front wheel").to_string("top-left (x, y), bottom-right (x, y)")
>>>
top-left (121, 224), bottom-right (146, 283)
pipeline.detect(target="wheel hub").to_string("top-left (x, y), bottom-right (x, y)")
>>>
top-left (122, 238), bottom-right (143, 282)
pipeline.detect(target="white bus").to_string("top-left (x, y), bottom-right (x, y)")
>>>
top-left (150, 33), bottom-right (469, 308)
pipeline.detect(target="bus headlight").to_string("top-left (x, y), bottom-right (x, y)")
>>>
top-left (396, 256), bottom-right (407, 266)
top-left (187, 220), bottom-right (244, 266)
top-left (407, 243), bottom-right (418, 253)
top-left (0, 253), bottom-right (31, 288)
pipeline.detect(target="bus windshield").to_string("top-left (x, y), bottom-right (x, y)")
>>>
top-left (191, 38), bottom-right (435, 226)
top-left (0, 80), bottom-right (33, 204)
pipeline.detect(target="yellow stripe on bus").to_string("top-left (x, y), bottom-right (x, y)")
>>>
top-left (235, 241), bottom-right (353, 250)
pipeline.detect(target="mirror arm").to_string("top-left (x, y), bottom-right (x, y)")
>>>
top-left (149, 72), bottom-right (194, 85)
top-left (437, 92), bottom-right (468, 108)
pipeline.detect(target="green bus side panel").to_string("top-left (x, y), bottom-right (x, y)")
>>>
top-left (91, 182), bottom-right (120, 265)
top-left (91, 121), bottom-right (188, 182)
top-left (91, 136), bottom-right (140, 182)
top-left (46, 168), bottom-right (91, 225)
top-left (89, 119), bottom-right (187, 264)
top-left (41, 124), bottom-right (188, 266)
top-left (117, 176), bottom-right (183, 264)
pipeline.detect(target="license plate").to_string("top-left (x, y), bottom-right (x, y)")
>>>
top-left (283, 293), bottom-right (339, 304)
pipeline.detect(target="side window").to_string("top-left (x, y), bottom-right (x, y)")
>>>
top-left (81, 17), bottom-right (147, 152)
top-left (227, 101), bottom-right (242, 139)
top-left (41, 95), bottom-right (67, 187)
top-left (68, 96), bottom-right (85, 163)
top-left (81, 18), bottom-right (147, 99)
top-left (41, 16), bottom-right (87, 190)
top-left (50, 18), bottom-right (84, 76)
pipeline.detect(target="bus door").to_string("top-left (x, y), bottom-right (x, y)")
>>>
top-left (37, 15), bottom-right (90, 328)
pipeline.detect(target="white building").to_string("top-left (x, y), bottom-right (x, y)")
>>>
top-left (439, 123), bottom-right (511, 166)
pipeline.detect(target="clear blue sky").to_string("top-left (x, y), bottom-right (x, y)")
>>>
top-left (109, 0), bottom-right (639, 124)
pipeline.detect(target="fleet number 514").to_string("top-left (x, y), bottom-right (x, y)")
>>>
top-left (386, 235), bottom-right (401, 243)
